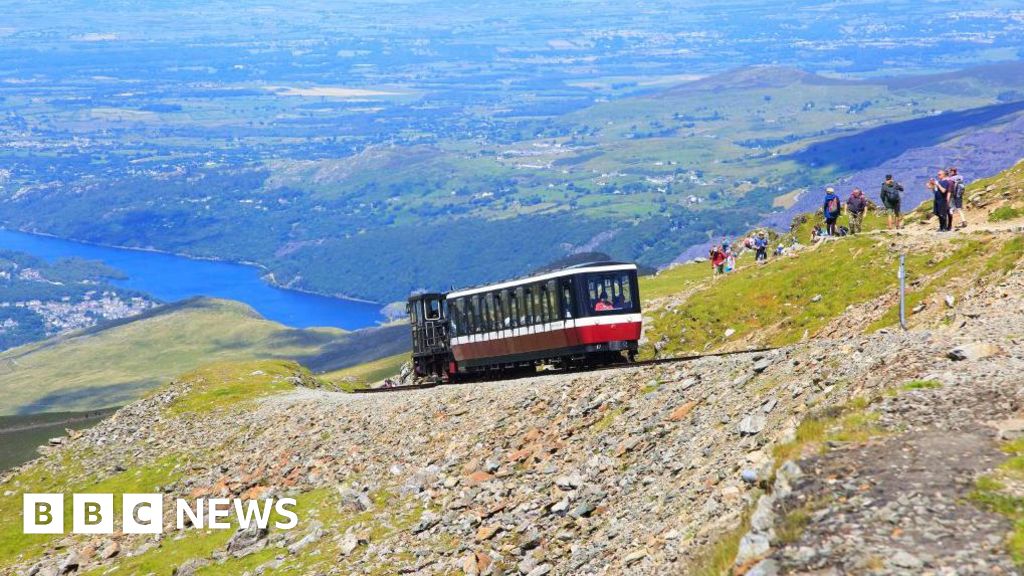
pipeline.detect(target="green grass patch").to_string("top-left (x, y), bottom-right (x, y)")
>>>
top-left (1, 454), bottom-right (182, 570)
top-left (990, 206), bottom-right (1024, 222)
top-left (165, 360), bottom-right (305, 415)
top-left (971, 475), bottom-right (1024, 564)
top-left (866, 238), bottom-right (991, 332)
top-left (775, 501), bottom-right (819, 546)
top-left (772, 393), bottom-right (887, 465)
top-left (640, 260), bottom-right (715, 302)
top-left (593, 407), bottom-right (624, 432)
top-left (983, 236), bottom-right (1024, 279)
top-left (689, 508), bottom-right (753, 576)
top-left (644, 235), bottom-right (908, 355)
top-left (901, 379), bottom-right (942, 391)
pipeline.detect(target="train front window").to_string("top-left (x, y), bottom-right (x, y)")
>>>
top-left (426, 299), bottom-right (441, 320)
top-left (585, 272), bottom-right (635, 313)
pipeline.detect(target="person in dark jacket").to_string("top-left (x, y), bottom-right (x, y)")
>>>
top-left (929, 170), bottom-right (953, 232)
top-left (846, 188), bottom-right (867, 234)
top-left (822, 187), bottom-right (841, 236)
top-left (880, 175), bottom-right (903, 230)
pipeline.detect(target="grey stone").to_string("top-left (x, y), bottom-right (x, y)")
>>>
top-left (739, 414), bottom-right (767, 435)
top-left (173, 559), bottom-right (211, 576)
top-left (227, 524), bottom-right (268, 556)
top-left (526, 564), bottom-right (551, 576)
top-left (747, 558), bottom-right (780, 576)
top-left (948, 342), bottom-right (1001, 361)
top-left (412, 511), bottom-right (441, 534)
top-left (889, 550), bottom-right (924, 570)
top-left (58, 552), bottom-right (79, 575)
top-left (339, 533), bottom-right (360, 556)
top-left (735, 532), bottom-right (771, 565)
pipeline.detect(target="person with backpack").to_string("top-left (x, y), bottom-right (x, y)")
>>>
top-left (846, 188), bottom-right (867, 234)
top-left (710, 242), bottom-right (727, 275)
top-left (948, 167), bottom-right (967, 229)
top-left (880, 174), bottom-right (903, 230)
top-left (822, 187), bottom-right (841, 236)
top-left (754, 231), bottom-right (768, 262)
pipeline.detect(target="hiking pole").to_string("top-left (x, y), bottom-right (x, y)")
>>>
top-left (897, 253), bottom-right (905, 330)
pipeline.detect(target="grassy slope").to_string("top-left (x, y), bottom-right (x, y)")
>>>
top-left (0, 298), bottom-right (407, 416)
top-left (639, 160), bottom-right (1024, 356)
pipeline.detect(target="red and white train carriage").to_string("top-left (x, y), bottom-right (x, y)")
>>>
top-left (407, 262), bottom-right (642, 381)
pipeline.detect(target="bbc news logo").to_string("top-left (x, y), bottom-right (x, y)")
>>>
top-left (23, 494), bottom-right (298, 534)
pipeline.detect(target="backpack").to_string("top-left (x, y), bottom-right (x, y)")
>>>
top-left (827, 196), bottom-right (840, 215)
top-left (955, 180), bottom-right (965, 199)
top-left (881, 182), bottom-right (902, 205)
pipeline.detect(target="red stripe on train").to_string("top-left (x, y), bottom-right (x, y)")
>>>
top-left (451, 321), bottom-right (642, 362)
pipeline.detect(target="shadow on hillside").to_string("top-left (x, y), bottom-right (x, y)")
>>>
top-left (786, 100), bottom-right (1024, 172)
top-left (16, 380), bottom-right (154, 415)
top-left (273, 324), bottom-right (409, 373)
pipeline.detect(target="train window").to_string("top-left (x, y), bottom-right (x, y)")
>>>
top-left (426, 298), bottom-right (441, 320)
top-left (585, 272), bottom-right (635, 313)
top-left (505, 286), bottom-right (516, 327)
top-left (482, 293), bottom-right (494, 332)
top-left (523, 285), bottom-right (534, 326)
top-left (449, 299), bottom-right (460, 336)
top-left (470, 295), bottom-right (481, 334)
top-left (535, 284), bottom-right (545, 324)
top-left (543, 280), bottom-right (557, 323)
top-left (514, 286), bottom-right (526, 327)
top-left (560, 278), bottom-right (574, 319)
top-left (494, 290), bottom-right (504, 328)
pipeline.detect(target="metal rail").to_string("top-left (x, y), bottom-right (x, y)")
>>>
top-left (350, 346), bottom-right (778, 394)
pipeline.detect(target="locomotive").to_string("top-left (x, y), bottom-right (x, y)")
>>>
top-left (407, 262), bottom-right (642, 381)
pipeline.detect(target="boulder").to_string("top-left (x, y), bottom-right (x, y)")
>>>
top-left (948, 342), bottom-right (1001, 361)
top-left (226, 524), bottom-right (268, 557)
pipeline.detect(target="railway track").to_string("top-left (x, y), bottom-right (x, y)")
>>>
top-left (351, 346), bottom-right (778, 394)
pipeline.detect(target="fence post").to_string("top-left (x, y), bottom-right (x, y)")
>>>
top-left (898, 254), bottom-right (908, 331)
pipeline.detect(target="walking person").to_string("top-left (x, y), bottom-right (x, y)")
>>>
top-left (846, 188), bottom-right (867, 234)
top-left (948, 167), bottom-right (968, 229)
top-left (822, 187), bottom-right (841, 237)
top-left (754, 231), bottom-right (768, 262)
top-left (880, 174), bottom-right (903, 230)
top-left (929, 171), bottom-right (953, 232)
top-left (710, 243), bottom-right (726, 276)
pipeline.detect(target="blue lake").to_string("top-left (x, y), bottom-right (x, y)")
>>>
top-left (0, 228), bottom-right (384, 330)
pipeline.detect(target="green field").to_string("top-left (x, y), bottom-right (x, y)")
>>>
top-left (0, 298), bottom-right (406, 416)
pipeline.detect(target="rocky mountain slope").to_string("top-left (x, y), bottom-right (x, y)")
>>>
top-left (3, 163), bottom-right (1024, 575)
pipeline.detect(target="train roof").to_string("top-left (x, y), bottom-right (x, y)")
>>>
top-left (446, 262), bottom-right (637, 299)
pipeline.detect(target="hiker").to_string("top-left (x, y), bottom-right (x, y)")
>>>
top-left (754, 232), bottom-right (768, 262)
top-left (948, 167), bottom-right (968, 229)
top-left (810, 224), bottom-right (823, 243)
top-left (929, 171), bottom-right (953, 232)
top-left (880, 174), bottom-right (903, 230)
top-left (846, 188), bottom-right (867, 234)
top-left (774, 244), bottom-right (785, 257)
top-left (822, 187), bottom-right (841, 236)
top-left (710, 243), bottom-right (727, 275)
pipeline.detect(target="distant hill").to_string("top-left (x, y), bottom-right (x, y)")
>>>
top-left (0, 297), bottom-right (407, 415)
